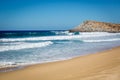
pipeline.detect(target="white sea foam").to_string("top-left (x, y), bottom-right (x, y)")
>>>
top-left (52, 31), bottom-right (74, 35)
top-left (80, 32), bottom-right (120, 37)
top-left (0, 41), bottom-right (53, 52)
top-left (80, 32), bottom-right (109, 35)
top-left (0, 32), bottom-right (120, 42)
top-left (83, 38), bottom-right (120, 42)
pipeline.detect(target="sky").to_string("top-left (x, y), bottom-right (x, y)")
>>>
top-left (0, 0), bottom-right (120, 30)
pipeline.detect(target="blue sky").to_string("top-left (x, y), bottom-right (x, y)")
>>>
top-left (0, 0), bottom-right (120, 30)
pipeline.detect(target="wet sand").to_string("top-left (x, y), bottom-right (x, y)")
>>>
top-left (0, 47), bottom-right (120, 80)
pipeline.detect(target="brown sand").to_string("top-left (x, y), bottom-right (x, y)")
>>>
top-left (0, 47), bottom-right (120, 80)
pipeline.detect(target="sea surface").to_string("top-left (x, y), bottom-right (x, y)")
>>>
top-left (0, 30), bottom-right (120, 72)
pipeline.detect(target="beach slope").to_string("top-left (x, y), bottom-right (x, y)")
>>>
top-left (0, 47), bottom-right (120, 80)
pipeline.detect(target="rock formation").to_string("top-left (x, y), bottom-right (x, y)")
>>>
top-left (69, 20), bottom-right (120, 32)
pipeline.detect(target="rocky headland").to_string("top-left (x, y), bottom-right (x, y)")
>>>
top-left (69, 20), bottom-right (120, 32)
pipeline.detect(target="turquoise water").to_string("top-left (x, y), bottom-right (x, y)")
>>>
top-left (0, 30), bottom-right (120, 72)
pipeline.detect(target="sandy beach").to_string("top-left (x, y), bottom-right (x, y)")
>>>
top-left (0, 47), bottom-right (120, 80)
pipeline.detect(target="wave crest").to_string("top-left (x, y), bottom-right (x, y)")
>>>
top-left (0, 32), bottom-right (120, 42)
top-left (83, 38), bottom-right (120, 42)
top-left (0, 41), bottom-right (53, 52)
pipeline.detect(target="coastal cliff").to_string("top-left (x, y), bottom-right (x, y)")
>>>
top-left (69, 20), bottom-right (120, 32)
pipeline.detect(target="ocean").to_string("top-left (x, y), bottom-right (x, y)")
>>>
top-left (0, 30), bottom-right (120, 72)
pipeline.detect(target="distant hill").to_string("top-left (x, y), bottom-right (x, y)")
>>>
top-left (69, 20), bottom-right (120, 32)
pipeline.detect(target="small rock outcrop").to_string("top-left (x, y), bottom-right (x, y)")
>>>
top-left (69, 20), bottom-right (120, 32)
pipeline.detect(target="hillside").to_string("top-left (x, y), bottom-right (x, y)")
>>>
top-left (69, 20), bottom-right (120, 32)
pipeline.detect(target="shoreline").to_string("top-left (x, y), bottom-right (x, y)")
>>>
top-left (0, 46), bottom-right (120, 80)
top-left (0, 46), bottom-right (117, 73)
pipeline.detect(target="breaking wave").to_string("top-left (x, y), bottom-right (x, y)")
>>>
top-left (0, 32), bottom-right (120, 42)
top-left (83, 38), bottom-right (120, 42)
top-left (0, 41), bottom-right (53, 52)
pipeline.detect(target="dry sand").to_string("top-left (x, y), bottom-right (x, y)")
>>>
top-left (0, 47), bottom-right (120, 80)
